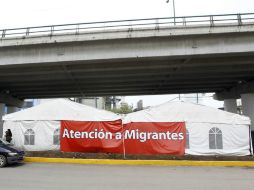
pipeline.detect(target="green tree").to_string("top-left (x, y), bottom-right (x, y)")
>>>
top-left (110, 104), bottom-right (133, 114)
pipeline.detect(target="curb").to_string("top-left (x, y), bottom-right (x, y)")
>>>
top-left (24, 157), bottom-right (254, 167)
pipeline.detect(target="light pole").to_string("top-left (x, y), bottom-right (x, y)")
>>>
top-left (166, 0), bottom-right (176, 25)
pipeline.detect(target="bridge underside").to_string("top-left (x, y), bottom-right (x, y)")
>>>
top-left (1, 53), bottom-right (254, 99)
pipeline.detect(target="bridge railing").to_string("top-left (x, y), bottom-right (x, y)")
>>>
top-left (1, 13), bottom-right (254, 39)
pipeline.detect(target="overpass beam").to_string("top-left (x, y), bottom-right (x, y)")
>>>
top-left (214, 80), bottom-right (254, 101)
top-left (0, 93), bottom-right (24, 108)
top-left (224, 99), bottom-right (237, 113)
top-left (0, 93), bottom-right (23, 137)
top-left (6, 106), bottom-right (19, 114)
top-left (213, 88), bottom-right (240, 101)
top-left (0, 103), bottom-right (5, 138)
top-left (241, 93), bottom-right (254, 130)
top-left (215, 81), bottom-right (254, 129)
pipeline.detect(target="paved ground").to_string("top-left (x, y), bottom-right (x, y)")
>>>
top-left (0, 163), bottom-right (254, 190)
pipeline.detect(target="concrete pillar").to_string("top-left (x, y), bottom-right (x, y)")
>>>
top-left (0, 103), bottom-right (5, 138)
top-left (7, 106), bottom-right (18, 114)
top-left (241, 93), bottom-right (254, 130)
top-left (224, 99), bottom-right (237, 113)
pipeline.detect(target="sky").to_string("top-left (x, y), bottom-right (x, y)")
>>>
top-left (1, 0), bottom-right (253, 108)
top-left (1, 0), bottom-right (253, 28)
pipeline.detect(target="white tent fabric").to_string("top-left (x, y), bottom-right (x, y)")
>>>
top-left (123, 101), bottom-right (250, 125)
top-left (3, 99), bottom-right (252, 155)
top-left (3, 99), bottom-right (120, 121)
top-left (2, 99), bottom-right (121, 151)
top-left (4, 120), bottom-right (60, 151)
top-left (123, 101), bottom-right (252, 156)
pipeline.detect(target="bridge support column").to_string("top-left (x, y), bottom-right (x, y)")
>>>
top-left (7, 106), bottom-right (18, 114)
top-left (241, 93), bottom-right (254, 130)
top-left (224, 99), bottom-right (237, 113)
top-left (0, 103), bottom-right (5, 138)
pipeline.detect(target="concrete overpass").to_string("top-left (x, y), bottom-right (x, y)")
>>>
top-left (1, 13), bottom-right (254, 131)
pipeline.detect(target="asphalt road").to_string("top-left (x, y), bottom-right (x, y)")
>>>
top-left (0, 163), bottom-right (254, 190)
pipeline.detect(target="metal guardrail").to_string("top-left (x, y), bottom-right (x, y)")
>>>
top-left (1, 13), bottom-right (254, 39)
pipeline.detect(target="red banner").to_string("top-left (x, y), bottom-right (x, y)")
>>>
top-left (60, 121), bottom-right (186, 155)
top-left (123, 122), bottom-right (186, 155)
top-left (60, 120), bottom-right (124, 153)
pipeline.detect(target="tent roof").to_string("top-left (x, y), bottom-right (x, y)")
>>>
top-left (3, 99), bottom-right (120, 121)
top-left (123, 101), bottom-right (250, 125)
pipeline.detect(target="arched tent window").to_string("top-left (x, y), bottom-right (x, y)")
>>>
top-left (53, 128), bottom-right (60, 145)
top-left (209, 127), bottom-right (223, 149)
top-left (186, 129), bottom-right (190, 149)
top-left (24, 129), bottom-right (35, 145)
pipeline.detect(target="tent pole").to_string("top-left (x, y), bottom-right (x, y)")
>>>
top-left (121, 123), bottom-right (126, 159)
top-left (249, 125), bottom-right (253, 155)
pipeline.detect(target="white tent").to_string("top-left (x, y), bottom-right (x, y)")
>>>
top-left (2, 99), bottom-right (121, 151)
top-left (123, 101), bottom-right (252, 156)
